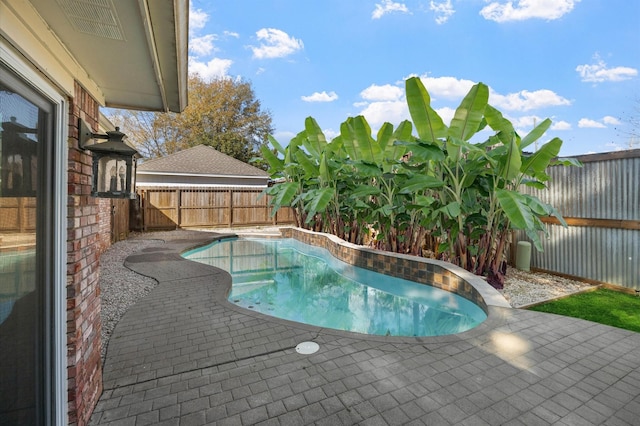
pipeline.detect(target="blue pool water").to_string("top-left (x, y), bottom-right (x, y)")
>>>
top-left (183, 238), bottom-right (486, 336)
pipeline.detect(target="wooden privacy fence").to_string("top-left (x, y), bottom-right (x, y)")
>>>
top-left (514, 149), bottom-right (640, 291)
top-left (0, 197), bottom-right (36, 233)
top-left (137, 187), bottom-right (296, 231)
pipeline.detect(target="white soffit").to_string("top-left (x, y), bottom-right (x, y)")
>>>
top-left (28, 0), bottom-right (187, 112)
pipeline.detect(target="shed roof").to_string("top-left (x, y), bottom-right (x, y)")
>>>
top-left (137, 145), bottom-right (269, 178)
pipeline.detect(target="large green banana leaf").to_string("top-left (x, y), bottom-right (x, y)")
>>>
top-left (340, 116), bottom-right (382, 164)
top-left (268, 134), bottom-right (286, 155)
top-left (405, 77), bottom-right (447, 144)
top-left (304, 187), bottom-right (335, 223)
top-left (448, 82), bottom-right (489, 142)
top-left (520, 137), bottom-right (562, 179)
top-left (260, 144), bottom-right (283, 173)
top-left (303, 117), bottom-right (327, 158)
top-left (399, 174), bottom-right (444, 193)
top-left (377, 122), bottom-right (394, 153)
top-left (266, 181), bottom-right (299, 215)
top-left (496, 188), bottom-right (535, 230)
top-left (295, 150), bottom-right (319, 177)
top-left (521, 118), bottom-right (551, 150)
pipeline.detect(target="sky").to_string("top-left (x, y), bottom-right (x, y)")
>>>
top-left (187, 0), bottom-right (640, 157)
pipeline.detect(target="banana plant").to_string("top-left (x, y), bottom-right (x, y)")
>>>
top-left (403, 76), bottom-right (579, 287)
top-left (262, 76), bottom-right (579, 289)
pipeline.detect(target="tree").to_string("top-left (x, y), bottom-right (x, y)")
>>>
top-left (108, 75), bottom-right (273, 165)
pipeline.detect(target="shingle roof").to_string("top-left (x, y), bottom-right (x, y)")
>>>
top-left (137, 145), bottom-right (268, 177)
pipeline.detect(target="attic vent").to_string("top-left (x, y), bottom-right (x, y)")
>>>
top-left (56, 0), bottom-right (125, 41)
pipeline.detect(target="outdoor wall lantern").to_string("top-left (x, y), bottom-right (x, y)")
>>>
top-left (78, 118), bottom-right (139, 199)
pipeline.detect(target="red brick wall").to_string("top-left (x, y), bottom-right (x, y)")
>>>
top-left (66, 82), bottom-right (104, 426)
top-left (97, 198), bottom-right (112, 253)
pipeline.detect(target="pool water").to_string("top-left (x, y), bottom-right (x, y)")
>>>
top-left (183, 238), bottom-right (486, 336)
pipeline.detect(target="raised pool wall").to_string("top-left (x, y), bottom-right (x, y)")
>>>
top-left (279, 227), bottom-right (511, 313)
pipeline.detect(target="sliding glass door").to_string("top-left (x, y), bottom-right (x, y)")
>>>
top-left (0, 62), bottom-right (57, 425)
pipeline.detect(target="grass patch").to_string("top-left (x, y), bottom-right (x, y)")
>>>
top-left (528, 289), bottom-right (640, 333)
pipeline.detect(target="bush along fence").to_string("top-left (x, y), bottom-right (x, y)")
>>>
top-left (515, 149), bottom-right (640, 292)
top-left (262, 76), bottom-right (580, 289)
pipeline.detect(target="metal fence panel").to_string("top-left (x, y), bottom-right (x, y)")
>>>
top-left (515, 149), bottom-right (640, 290)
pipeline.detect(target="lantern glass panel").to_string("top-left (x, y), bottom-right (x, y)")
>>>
top-left (92, 152), bottom-right (135, 198)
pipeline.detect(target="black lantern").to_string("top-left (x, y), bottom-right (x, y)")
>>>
top-left (78, 118), bottom-right (139, 199)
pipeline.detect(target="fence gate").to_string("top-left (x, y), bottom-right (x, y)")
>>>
top-left (110, 198), bottom-right (130, 243)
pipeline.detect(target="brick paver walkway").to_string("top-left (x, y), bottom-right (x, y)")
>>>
top-left (90, 233), bottom-right (640, 425)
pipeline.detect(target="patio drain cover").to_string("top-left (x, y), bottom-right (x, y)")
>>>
top-left (295, 341), bottom-right (319, 355)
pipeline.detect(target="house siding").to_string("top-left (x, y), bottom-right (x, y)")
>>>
top-left (137, 173), bottom-right (268, 187)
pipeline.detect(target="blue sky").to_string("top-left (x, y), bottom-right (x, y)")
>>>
top-left (187, 0), bottom-right (639, 157)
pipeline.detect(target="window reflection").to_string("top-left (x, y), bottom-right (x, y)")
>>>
top-left (0, 72), bottom-right (46, 425)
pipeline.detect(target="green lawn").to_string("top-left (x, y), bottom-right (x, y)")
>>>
top-left (528, 289), bottom-right (640, 333)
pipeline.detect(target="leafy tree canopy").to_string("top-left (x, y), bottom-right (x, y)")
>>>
top-left (107, 75), bottom-right (273, 166)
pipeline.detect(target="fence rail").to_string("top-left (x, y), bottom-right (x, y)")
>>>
top-left (137, 187), bottom-right (296, 230)
top-left (515, 149), bottom-right (640, 291)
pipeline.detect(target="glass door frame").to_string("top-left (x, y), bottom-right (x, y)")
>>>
top-left (1, 41), bottom-right (67, 425)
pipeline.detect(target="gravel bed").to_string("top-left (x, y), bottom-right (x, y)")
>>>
top-left (502, 266), bottom-right (597, 308)
top-left (98, 230), bottom-right (596, 362)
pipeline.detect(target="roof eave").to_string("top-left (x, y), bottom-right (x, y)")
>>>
top-left (137, 171), bottom-right (269, 179)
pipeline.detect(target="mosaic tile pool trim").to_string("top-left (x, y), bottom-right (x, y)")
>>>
top-left (280, 227), bottom-right (512, 313)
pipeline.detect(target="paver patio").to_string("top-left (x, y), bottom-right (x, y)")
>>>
top-left (89, 232), bottom-right (640, 425)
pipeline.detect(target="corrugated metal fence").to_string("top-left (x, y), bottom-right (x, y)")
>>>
top-left (136, 187), bottom-right (296, 230)
top-left (515, 149), bottom-right (640, 291)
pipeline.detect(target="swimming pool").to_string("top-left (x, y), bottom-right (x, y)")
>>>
top-left (183, 237), bottom-right (487, 336)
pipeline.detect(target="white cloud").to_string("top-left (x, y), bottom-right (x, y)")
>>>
top-left (324, 128), bottom-right (340, 141)
top-left (190, 34), bottom-right (217, 57)
top-left (435, 107), bottom-right (456, 124)
top-left (359, 101), bottom-right (409, 129)
top-left (480, 0), bottom-right (580, 22)
top-left (417, 75), bottom-right (477, 100)
top-left (189, 57), bottom-right (233, 80)
top-left (251, 28), bottom-right (303, 59)
top-left (551, 120), bottom-right (571, 130)
top-left (576, 116), bottom-right (620, 129)
top-left (360, 84), bottom-right (404, 101)
top-left (491, 89), bottom-right (571, 111)
top-left (602, 116), bottom-right (620, 125)
top-left (272, 130), bottom-right (296, 144)
top-left (256, 67), bottom-right (266, 75)
top-left (301, 91), bottom-right (339, 102)
top-left (189, 6), bottom-right (209, 32)
top-left (430, 0), bottom-right (455, 24)
top-left (224, 31), bottom-right (240, 38)
top-left (578, 118), bottom-right (606, 128)
top-left (372, 0), bottom-right (409, 19)
top-left (508, 115), bottom-right (541, 129)
top-left (576, 58), bottom-right (638, 83)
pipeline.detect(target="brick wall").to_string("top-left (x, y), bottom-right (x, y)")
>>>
top-left (97, 198), bottom-right (111, 253)
top-left (66, 82), bottom-right (104, 426)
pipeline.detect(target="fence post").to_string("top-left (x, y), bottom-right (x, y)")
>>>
top-left (176, 189), bottom-right (181, 227)
top-left (228, 189), bottom-right (233, 227)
